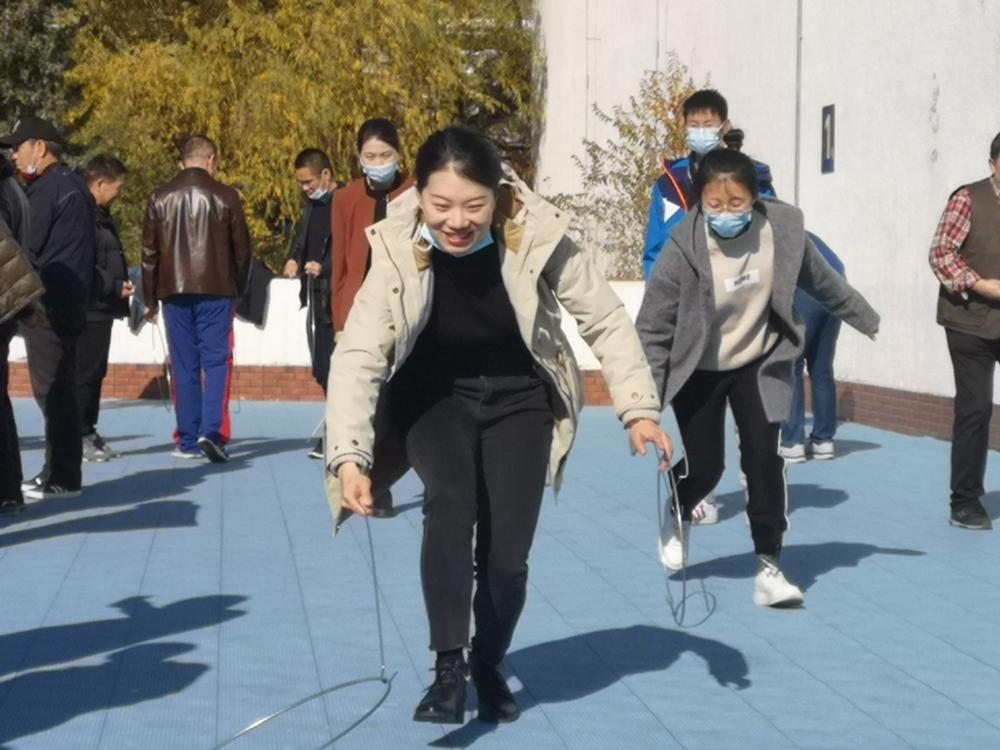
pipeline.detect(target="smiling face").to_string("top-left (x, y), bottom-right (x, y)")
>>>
top-left (417, 166), bottom-right (496, 255)
top-left (701, 175), bottom-right (754, 214)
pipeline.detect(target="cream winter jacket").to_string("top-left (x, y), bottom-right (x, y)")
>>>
top-left (323, 169), bottom-right (661, 530)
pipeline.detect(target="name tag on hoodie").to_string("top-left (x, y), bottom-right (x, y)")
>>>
top-left (725, 269), bottom-right (760, 294)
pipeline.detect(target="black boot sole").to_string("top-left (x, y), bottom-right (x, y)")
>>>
top-left (412, 708), bottom-right (465, 725)
top-left (477, 706), bottom-right (521, 724)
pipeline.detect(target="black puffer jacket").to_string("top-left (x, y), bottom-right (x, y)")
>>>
top-left (91, 205), bottom-right (130, 320)
top-left (0, 220), bottom-right (44, 325)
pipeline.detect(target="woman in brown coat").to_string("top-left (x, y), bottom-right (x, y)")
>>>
top-left (330, 118), bottom-right (415, 336)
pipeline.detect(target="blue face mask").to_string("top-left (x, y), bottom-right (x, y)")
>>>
top-left (419, 223), bottom-right (494, 257)
top-left (706, 210), bottom-right (753, 238)
top-left (686, 126), bottom-right (722, 155)
top-left (362, 159), bottom-right (399, 185)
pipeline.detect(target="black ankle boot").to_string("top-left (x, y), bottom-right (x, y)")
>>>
top-left (413, 654), bottom-right (468, 724)
top-left (470, 651), bottom-right (520, 724)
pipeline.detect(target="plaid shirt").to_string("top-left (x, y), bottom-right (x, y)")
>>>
top-left (929, 176), bottom-right (1000, 294)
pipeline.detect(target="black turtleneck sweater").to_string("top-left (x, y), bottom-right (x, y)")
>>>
top-left (401, 243), bottom-right (537, 382)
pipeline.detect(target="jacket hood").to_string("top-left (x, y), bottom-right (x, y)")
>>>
top-left (0, 154), bottom-right (14, 181)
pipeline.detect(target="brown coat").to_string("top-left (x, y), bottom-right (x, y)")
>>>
top-left (330, 174), bottom-right (415, 331)
top-left (141, 168), bottom-right (252, 309)
top-left (0, 220), bottom-right (44, 325)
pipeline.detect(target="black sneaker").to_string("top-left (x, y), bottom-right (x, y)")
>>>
top-left (308, 438), bottom-right (324, 460)
top-left (24, 482), bottom-right (82, 501)
top-left (950, 501), bottom-right (993, 530)
top-left (0, 498), bottom-right (26, 516)
top-left (197, 436), bottom-right (230, 464)
top-left (20, 474), bottom-right (45, 493)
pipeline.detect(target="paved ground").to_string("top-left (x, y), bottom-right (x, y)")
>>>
top-left (2, 399), bottom-right (1000, 750)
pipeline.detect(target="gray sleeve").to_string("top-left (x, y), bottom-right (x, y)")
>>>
top-left (635, 242), bottom-right (682, 403)
top-left (797, 234), bottom-right (880, 335)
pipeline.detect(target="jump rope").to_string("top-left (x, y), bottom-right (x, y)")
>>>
top-left (208, 516), bottom-right (396, 750)
top-left (200, 451), bottom-right (711, 745)
top-left (656, 450), bottom-right (717, 628)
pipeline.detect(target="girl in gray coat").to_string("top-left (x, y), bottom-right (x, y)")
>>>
top-left (636, 149), bottom-right (879, 607)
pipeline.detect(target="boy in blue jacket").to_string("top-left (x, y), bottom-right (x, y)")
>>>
top-left (643, 89), bottom-right (775, 279)
top-left (642, 89), bottom-right (775, 525)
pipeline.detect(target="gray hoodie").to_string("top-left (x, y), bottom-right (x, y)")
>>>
top-left (636, 198), bottom-right (880, 423)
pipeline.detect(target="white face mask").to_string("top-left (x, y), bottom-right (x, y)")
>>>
top-left (309, 186), bottom-right (330, 202)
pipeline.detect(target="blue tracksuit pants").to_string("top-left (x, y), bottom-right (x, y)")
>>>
top-left (164, 295), bottom-right (234, 451)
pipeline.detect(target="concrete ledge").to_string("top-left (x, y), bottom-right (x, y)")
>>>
top-left (10, 363), bottom-right (990, 449)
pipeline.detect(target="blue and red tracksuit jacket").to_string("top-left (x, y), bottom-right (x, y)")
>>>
top-left (642, 155), bottom-right (776, 279)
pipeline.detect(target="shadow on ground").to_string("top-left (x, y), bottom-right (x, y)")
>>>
top-left (0, 594), bottom-right (245, 747)
top-left (715, 483), bottom-right (850, 523)
top-left (0, 438), bottom-right (309, 546)
top-left (674, 542), bottom-right (925, 591)
top-left (432, 625), bottom-right (748, 747)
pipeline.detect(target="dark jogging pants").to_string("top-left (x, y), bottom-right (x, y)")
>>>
top-left (946, 328), bottom-right (1000, 509)
top-left (362, 374), bottom-right (554, 663)
top-left (76, 317), bottom-right (114, 436)
top-left (671, 356), bottom-right (788, 557)
top-left (163, 295), bottom-right (234, 452)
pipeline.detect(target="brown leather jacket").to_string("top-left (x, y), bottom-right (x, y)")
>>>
top-left (141, 168), bottom-right (252, 309)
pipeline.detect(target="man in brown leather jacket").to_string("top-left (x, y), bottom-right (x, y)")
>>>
top-left (141, 135), bottom-right (251, 463)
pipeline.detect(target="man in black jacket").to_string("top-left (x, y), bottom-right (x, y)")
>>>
top-left (1, 116), bottom-right (97, 500)
top-left (283, 148), bottom-right (337, 459)
top-left (80, 155), bottom-right (132, 462)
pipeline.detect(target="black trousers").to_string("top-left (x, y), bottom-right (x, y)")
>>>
top-left (364, 375), bottom-right (553, 662)
top-left (945, 328), bottom-right (1000, 508)
top-left (21, 316), bottom-right (82, 488)
top-left (0, 320), bottom-right (23, 502)
top-left (308, 292), bottom-right (335, 392)
top-left (671, 357), bottom-right (787, 556)
top-left (76, 317), bottom-right (114, 436)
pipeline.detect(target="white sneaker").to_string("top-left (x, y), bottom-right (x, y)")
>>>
top-left (778, 443), bottom-right (806, 463)
top-left (810, 441), bottom-right (835, 460)
top-left (691, 494), bottom-right (720, 526)
top-left (659, 520), bottom-right (691, 572)
top-left (753, 556), bottom-right (804, 608)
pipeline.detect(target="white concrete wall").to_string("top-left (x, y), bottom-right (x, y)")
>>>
top-left (537, 0), bottom-right (1000, 399)
top-left (8, 280), bottom-right (314, 368)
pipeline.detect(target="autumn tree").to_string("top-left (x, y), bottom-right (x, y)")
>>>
top-left (551, 60), bottom-right (707, 280)
top-left (66, 0), bottom-right (541, 268)
top-left (0, 0), bottom-right (77, 132)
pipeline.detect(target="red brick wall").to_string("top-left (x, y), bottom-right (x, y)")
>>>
top-left (7, 363), bottom-right (327, 402)
top-left (7, 362), bottom-right (988, 447)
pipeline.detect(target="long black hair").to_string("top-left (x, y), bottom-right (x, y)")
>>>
top-left (414, 126), bottom-right (503, 191)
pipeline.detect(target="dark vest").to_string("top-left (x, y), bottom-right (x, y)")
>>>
top-left (937, 178), bottom-right (1000, 339)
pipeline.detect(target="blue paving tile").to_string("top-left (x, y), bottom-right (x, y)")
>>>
top-left (6, 400), bottom-right (1000, 748)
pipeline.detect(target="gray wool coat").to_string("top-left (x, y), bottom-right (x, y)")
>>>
top-left (635, 198), bottom-right (880, 423)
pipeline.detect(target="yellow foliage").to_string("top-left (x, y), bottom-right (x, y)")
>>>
top-left (66, 0), bottom-right (541, 268)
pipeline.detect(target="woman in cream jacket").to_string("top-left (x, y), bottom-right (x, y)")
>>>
top-left (324, 127), bottom-right (671, 726)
